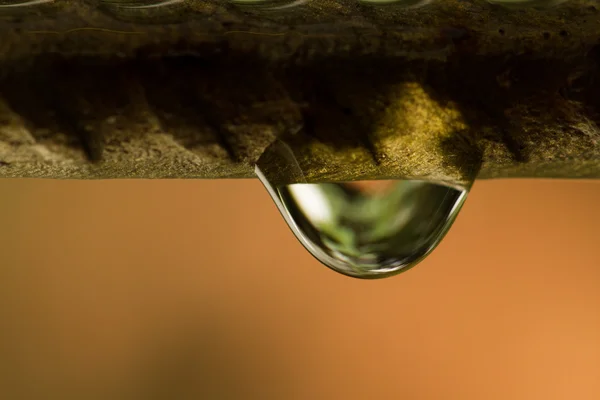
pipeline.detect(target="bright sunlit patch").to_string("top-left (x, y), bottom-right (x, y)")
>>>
top-left (288, 183), bottom-right (333, 226)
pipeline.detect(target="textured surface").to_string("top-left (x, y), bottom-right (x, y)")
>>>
top-left (0, 0), bottom-right (599, 184)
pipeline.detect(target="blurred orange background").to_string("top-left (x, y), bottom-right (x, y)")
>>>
top-left (0, 178), bottom-right (599, 399)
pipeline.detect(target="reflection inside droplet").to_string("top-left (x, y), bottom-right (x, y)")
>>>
top-left (256, 165), bottom-right (468, 279)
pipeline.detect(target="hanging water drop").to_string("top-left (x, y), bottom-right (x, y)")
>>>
top-left (255, 141), bottom-right (470, 279)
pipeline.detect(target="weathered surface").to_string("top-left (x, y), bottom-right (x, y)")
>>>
top-left (0, 0), bottom-right (599, 185)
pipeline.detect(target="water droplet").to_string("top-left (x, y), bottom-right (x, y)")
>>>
top-left (256, 140), bottom-right (470, 279)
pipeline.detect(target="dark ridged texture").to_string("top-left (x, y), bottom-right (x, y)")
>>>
top-left (0, 0), bottom-right (598, 184)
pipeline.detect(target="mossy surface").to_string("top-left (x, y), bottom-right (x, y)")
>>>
top-left (0, 1), bottom-right (598, 183)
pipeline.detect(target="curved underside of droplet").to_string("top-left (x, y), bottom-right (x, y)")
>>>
top-left (256, 162), bottom-right (468, 278)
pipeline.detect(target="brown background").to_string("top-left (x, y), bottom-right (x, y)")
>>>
top-left (0, 178), bottom-right (599, 399)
